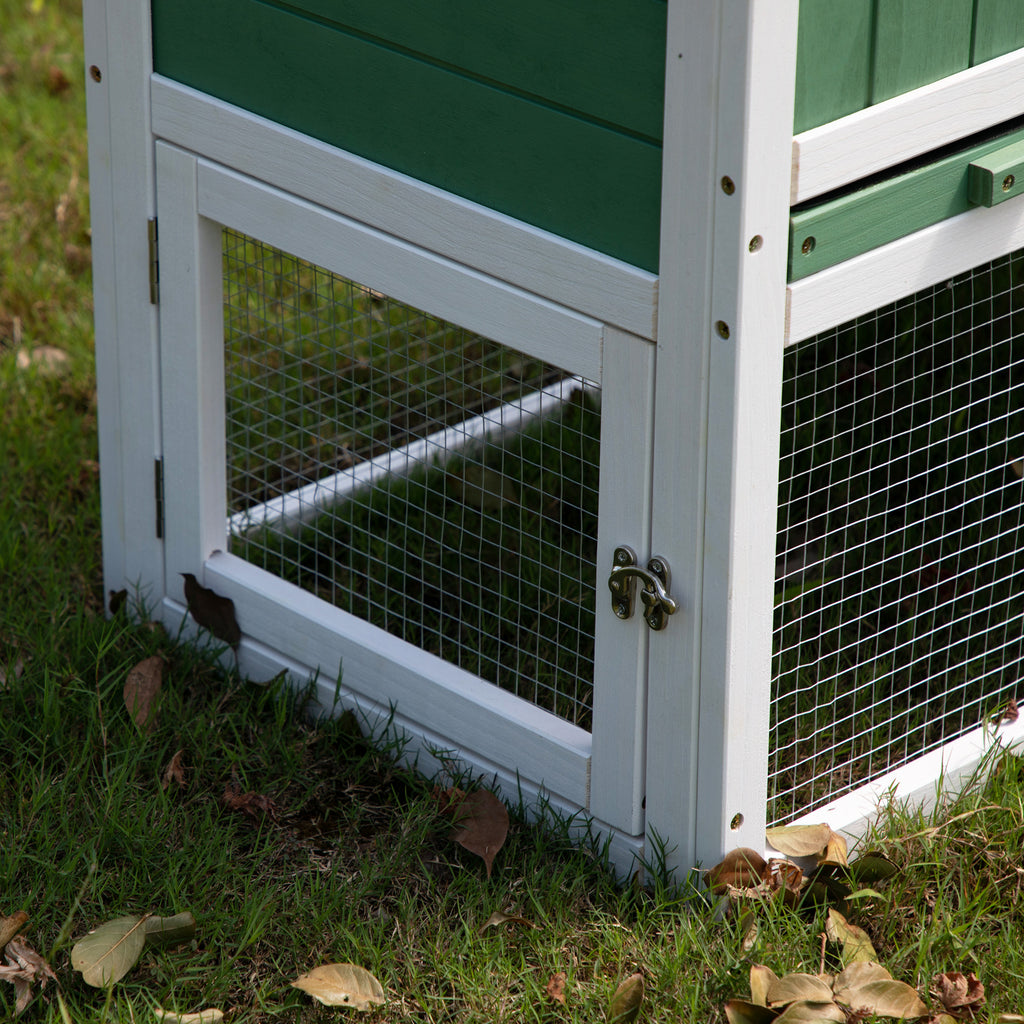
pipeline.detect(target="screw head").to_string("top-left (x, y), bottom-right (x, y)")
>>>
top-left (801, 236), bottom-right (816, 255)
top-left (1003, 174), bottom-right (1016, 192)
top-left (715, 320), bottom-right (731, 339)
top-left (720, 176), bottom-right (736, 195)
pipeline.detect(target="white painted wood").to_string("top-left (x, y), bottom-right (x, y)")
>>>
top-left (779, 716), bottom-right (1024, 853)
top-left (200, 552), bottom-right (592, 806)
top-left (151, 76), bottom-right (659, 341)
top-left (786, 196), bottom-right (1024, 344)
top-left (84, 0), bottom-right (163, 605)
top-left (197, 160), bottom-right (609, 384)
top-left (792, 47), bottom-right (1024, 204)
top-left (647, 0), bottom-right (798, 876)
top-left (155, 143), bottom-right (229, 575)
top-left (588, 328), bottom-right (655, 837)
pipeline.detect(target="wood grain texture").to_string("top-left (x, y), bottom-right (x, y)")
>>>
top-left (971, 0), bottom-right (1024, 63)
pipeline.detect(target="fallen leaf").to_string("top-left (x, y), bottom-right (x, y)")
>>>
top-left (765, 858), bottom-right (804, 893)
top-left (153, 1008), bottom-right (224, 1023)
top-left (545, 972), bottom-right (567, 1005)
top-left (994, 697), bottom-right (1020, 724)
top-left (123, 655), bottom-right (164, 733)
top-left (766, 823), bottom-right (834, 858)
top-left (46, 66), bottom-right (71, 95)
top-left (71, 914), bottom-right (150, 987)
top-left (162, 750), bottom-right (187, 791)
top-left (0, 657), bottom-right (25, 689)
top-left (724, 999), bottom-right (777, 1024)
top-left (0, 936), bottom-right (56, 1015)
top-left (16, 346), bottom-right (69, 373)
top-left (144, 912), bottom-right (196, 948)
top-left (932, 971), bottom-right (986, 1016)
top-left (766, 972), bottom-right (833, 1006)
top-left (291, 963), bottom-right (385, 1010)
top-left (450, 789), bottom-right (509, 878)
top-left (825, 908), bottom-right (877, 964)
top-left (772, 1000), bottom-right (845, 1022)
top-left (706, 848), bottom-right (768, 892)
top-left (749, 965), bottom-right (779, 1007)
top-left (607, 973), bottom-right (644, 1024)
top-left (0, 910), bottom-right (30, 949)
top-left (181, 573), bottom-right (241, 651)
top-left (478, 910), bottom-right (536, 936)
top-left (820, 830), bottom-right (848, 867)
top-left (1011, 460), bottom-right (1023, 478)
top-left (222, 773), bottom-right (279, 821)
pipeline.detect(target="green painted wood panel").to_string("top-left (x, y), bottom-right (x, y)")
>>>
top-left (971, 0), bottom-right (1024, 64)
top-left (871, 0), bottom-right (973, 104)
top-left (794, 0), bottom-right (873, 133)
top-left (281, 0), bottom-right (667, 141)
top-left (151, 0), bottom-right (663, 271)
top-left (788, 122), bottom-right (1024, 281)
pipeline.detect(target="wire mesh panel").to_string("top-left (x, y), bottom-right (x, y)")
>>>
top-left (770, 249), bottom-right (1024, 823)
top-left (221, 229), bottom-right (601, 727)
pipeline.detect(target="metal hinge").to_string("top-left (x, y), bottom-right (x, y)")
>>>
top-left (154, 457), bottom-right (165, 539)
top-left (147, 217), bottom-right (159, 304)
top-left (608, 546), bottom-right (679, 631)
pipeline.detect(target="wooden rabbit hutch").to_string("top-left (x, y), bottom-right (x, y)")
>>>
top-left (86, 0), bottom-right (1024, 875)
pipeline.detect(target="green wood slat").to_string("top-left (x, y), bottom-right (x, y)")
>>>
top-left (794, 0), bottom-right (873, 133)
top-left (971, 0), bottom-right (1024, 64)
top-left (278, 0), bottom-right (667, 141)
top-left (151, 0), bottom-right (662, 271)
top-left (788, 122), bottom-right (1024, 281)
top-left (872, 0), bottom-right (974, 104)
top-left (967, 138), bottom-right (1024, 207)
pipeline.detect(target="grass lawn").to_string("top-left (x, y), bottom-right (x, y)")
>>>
top-left (3, 2), bottom-right (1024, 1021)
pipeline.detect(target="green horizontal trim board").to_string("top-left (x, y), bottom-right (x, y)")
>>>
top-left (279, 0), bottom-right (667, 141)
top-left (968, 139), bottom-right (1024, 207)
top-left (152, 0), bottom-right (662, 272)
top-left (789, 123), bottom-right (1024, 281)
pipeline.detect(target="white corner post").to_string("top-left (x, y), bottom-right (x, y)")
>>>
top-left (84, 0), bottom-right (164, 606)
top-left (646, 0), bottom-right (799, 874)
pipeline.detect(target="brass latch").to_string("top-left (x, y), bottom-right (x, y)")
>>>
top-left (608, 546), bottom-right (679, 631)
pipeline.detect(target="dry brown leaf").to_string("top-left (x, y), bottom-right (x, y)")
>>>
top-left (706, 848), bottom-right (768, 892)
top-left (477, 910), bottom-right (536, 936)
top-left (222, 774), bottom-right (279, 821)
top-left (825, 907), bottom-right (877, 964)
top-left (1011, 459), bottom-right (1023, 478)
top-left (932, 971), bottom-right (986, 1016)
top-left (607, 973), bottom-right (644, 1023)
top-left (995, 697), bottom-right (1020, 724)
top-left (765, 858), bottom-right (804, 893)
top-left (0, 936), bottom-right (56, 1016)
top-left (162, 750), bottom-right (187, 791)
top-left (16, 346), bottom-right (69, 373)
top-left (181, 573), bottom-right (241, 651)
top-left (153, 1008), bottom-right (224, 1023)
top-left (545, 972), bottom-right (567, 1005)
top-left (450, 789), bottom-right (509, 878)
top-left (0, 910), bottom-right (30, 949)
top-left (123, 655), bottom-right (164, 734)
top-left (291, 963), bottom-right (385, 1010)
top-left (766, 823), bottom-right (834, 858)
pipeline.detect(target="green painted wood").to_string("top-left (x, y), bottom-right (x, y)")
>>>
top-left (968, 139), bottom-right (1024, 207)
top-left (151, 0), bottom-right (663, 271)
top-left (793, 0), bottom-right (873, 133)
top-left (788, 122), bottom-right (1024, 280)
top-left (871, 0), bottom-right (974, 104)
top-left (279, 0), bottom-right (667, 141)
top-left (971, 0), bottom-right (1024, 64)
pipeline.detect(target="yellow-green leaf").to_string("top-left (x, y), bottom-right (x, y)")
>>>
top-left (766, 973), bottom-right (833, 1006)
top-left (773, 1001), bottom-right (845, 1023)
top-left (724, 1000), bottom-right (777, 1024)
top-left (826, 908), bottom-right (877, 964)
top-left (607, 973), bottom-right (644, 1023)
top-left (71, 915), bottom-right (150, 987)
top-left (144, 912), bottom-right (196, 948)
top-left (750, 965), bottom-right (779, 1007)
top-left (291, 963), bottom-right (385, 1010)
top-left (766, 823), bottom-right (833, 858)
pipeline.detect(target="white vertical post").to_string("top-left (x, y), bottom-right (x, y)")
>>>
top-left (155, 143), bottom-right (229, 578)
top-left (646, 0), bottom-right (798, 875)
top-left (84, 0), bottom-right (163, 604)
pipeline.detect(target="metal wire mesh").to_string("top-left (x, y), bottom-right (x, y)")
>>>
top-left (770, 249), bottom-right (1024, 823)
top-left (222, 229), bottom-right (601, 727)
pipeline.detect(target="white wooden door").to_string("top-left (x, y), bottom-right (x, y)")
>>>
top-left (153, 140), bottom-right (658, 842)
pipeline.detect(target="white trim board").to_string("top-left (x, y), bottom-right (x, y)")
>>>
top-left (792, 47), bottom-right (1024, 205)
top-left (777, 715), bottom-right (1024, 853)
top-left (229, 375), bottom-right (588, 539)
top-left (199, 159), bottom-right (608, 384)
top-left (150, 75), bottom-right (659, 341)
top-left (786, 196), bottom-right (1024, 345)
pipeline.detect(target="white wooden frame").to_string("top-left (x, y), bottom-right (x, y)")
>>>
top-left (87, 0), bottom-right (1024, 878)
top-left (153, 139), bottom-right (657, 857)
